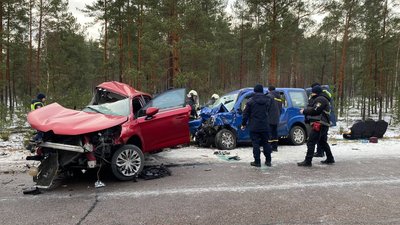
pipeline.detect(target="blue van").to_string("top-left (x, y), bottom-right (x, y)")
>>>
top-left (189, 87), bottom-right (310, 150)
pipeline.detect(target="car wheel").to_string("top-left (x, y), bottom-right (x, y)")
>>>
top-left (215, 129), bottom-right (236, 150)
top-left (289, 126), bottom-right (306, 145)
top-left (111, 145), bottom-right (144, 181)
top-left (195, 130), bottom-right (213, 147)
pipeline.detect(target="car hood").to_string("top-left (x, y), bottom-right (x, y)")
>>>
top-left (200, 103), bottom-right (228, 118)
top-left (28, 103), bottom-right (128, 135)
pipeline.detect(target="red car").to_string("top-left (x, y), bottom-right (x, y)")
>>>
top-left (27, 81), bottom-right (191, 187)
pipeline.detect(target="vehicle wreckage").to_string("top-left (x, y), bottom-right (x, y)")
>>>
top-left (27, 81), bottom-right (191, 189)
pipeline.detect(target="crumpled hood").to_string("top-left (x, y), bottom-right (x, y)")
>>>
top-left (28, 103), bottom-right (128, 135)
top-left (199, 103), bottom-right (228, 119)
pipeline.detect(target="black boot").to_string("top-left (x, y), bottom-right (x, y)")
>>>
top-left (297, 160), bottom-right (312, 167)
top-left (265, 162), bottom-right (272, 167)
top-left (321, 159), bottom-right (335, 164)
top-left (250, 162), bottom-right (261, 167)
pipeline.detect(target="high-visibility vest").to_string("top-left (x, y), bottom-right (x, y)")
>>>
top-left (31, 101), bottom-right (44, 111)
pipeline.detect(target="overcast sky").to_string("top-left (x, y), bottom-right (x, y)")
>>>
top-left (68, 0), bottom-right (100, 39)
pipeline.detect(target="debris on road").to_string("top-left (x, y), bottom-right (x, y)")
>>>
top-left (139, 165), bottom-right (171, 180)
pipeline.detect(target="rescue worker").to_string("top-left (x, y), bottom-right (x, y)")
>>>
top-left (206, 93), bottom-right (219, 107)
top-left (31, 93), bottom-right (46, 111)
top-left (30, 93), bottom-right (46, 142)
top-left (298, 85), bottom-right (335, 167)
top-left (267, 85), bottom-right (282, 152)
top-left (186, 90), bottom-right (199, 119)
top-left (241, 84), bottom-right (273, 167)
top-left (310, 82), bottom-right (332, 157)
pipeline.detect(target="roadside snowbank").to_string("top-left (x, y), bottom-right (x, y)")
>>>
top-left (1, 117), bottom-right (399, 173)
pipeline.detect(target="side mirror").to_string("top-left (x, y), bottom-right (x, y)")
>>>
top-left (145, 107), bottom-right (159, 119)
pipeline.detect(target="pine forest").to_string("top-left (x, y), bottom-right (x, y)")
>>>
top-left (1, 0), bottom-right (400, 126)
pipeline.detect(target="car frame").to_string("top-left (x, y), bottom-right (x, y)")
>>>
top-left (190, 87), bottom-right (310, 150)
top-left (28, 81), bottom-right (191, 184)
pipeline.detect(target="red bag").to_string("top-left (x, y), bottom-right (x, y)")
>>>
top-left (312, 122), bottom-right (321, 132)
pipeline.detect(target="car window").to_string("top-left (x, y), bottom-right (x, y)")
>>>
top-left (280, 92), bottom-right (288, 107)
top-left (240, 94), bottom-right (253, 111)
top-left (132, 97), bottom-right (143, 116)
top-left (288, 91), bottom-right (307, 108)
top-left (138, 89), bottom-right (186, 117)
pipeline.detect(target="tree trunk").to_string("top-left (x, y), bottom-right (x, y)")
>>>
top-left (127, 1), bottom-right (133, 85)
top-left (338, 1), bottom-right (354, 117)
top-left (36, 0), bottom-right (43, 92)
top-left (6, 1), bottom-right (11, 112)
top-left (0, 0), bottom-right (3, 107)
top-left (118, 6), bottom-right (123, 82)
top-left (28, 0), bottom-right (33, 96)
top-left (137, 2), bottom-right (143, 89)
top-left (167, 0), bottom-right (180, 89)
top-left (103, 0), bottom-right (108, 81)
top-left (239, 12), bottom-right (244, 87)
top-left (268, 0), bottom-right (278, 85)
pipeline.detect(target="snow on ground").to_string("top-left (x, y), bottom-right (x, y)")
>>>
top-left (1, 112), bottom-right (400, 173)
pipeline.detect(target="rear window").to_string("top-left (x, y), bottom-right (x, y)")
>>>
top-left (288, 91), bottom-right (307, 108)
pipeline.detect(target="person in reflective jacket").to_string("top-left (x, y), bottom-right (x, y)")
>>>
top-left (241, 84), bottom-right (273, 167)
top-left (31, 93), bottom-right (46, 111)
top-left (267, 85), bottom-right (282, 152)
top-left (30, 93), bottom-right (46, 142)
top-left (298, 85), bottom-right (335, 167)
top-left (309, 82), bottom-right (332, 157)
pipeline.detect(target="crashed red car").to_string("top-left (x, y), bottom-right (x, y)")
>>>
top-left (27, 81), bottom-right (191, 187)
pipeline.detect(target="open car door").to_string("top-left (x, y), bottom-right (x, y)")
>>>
top-left (136, 88), bottom-right (191, 152)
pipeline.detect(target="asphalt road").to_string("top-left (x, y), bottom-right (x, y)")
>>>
top-left (1, 156), bottom-right (400, 225)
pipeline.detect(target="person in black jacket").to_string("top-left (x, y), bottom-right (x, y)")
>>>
top-left (310, 82), bottom-right (332, 157)
top-left (241, 84), bottom-right (273, 167)
top-left (298, 85), bottom-right (335, 167)
top-left (267, 85), bottom-right (282, 152)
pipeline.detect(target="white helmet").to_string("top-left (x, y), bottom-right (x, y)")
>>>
top-left (187, 90), bottom-right (198, 97)
top-left (211, 94), bottom-right (219, 100)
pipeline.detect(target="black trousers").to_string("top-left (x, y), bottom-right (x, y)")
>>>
top-left (269, 124), bottom-right (278, 150)
top-left (250, 131), bottom-right (271, 164)
top-left (305, 125), bottom-right (334, 162)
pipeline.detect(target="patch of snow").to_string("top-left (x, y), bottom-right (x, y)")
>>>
top-left (1, 107), bottom-right (400, 173)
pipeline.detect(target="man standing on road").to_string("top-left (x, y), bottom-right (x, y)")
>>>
top-left (298, 85), bottom-right (335, 167)
top-left (310, 82), bottom-right (332, 157)
top-left (267, 85), bottom-right (282, 152)
top-left (241, 84), bottom-right (273, 167)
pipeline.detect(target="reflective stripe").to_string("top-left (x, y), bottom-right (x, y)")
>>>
top-left (274, 98), bottom-right (282, 102)
top-left (323, 90), bottom-right (332, 98)
top-left (31, 102), bottom-right (44, 111)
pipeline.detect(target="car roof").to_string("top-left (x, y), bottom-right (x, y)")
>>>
top-left (239, 87), bottom-right (306, 94)
top-left (97, 81), bottom-right (150, 98)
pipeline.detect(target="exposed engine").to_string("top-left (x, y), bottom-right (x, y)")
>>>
top-left (27, 126), bottom-right (122, 189)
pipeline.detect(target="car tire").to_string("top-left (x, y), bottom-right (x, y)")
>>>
top-left (111, 145), bottom-right (144, 181)
top-left (288, 125), bottom-right (306, 145)
top-left (215, 129), bottom-right (236, 150)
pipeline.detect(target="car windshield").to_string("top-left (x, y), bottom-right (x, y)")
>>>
top-left (83, 98), bottom-right (130, 116)
top-left (212, 93), bottom-right (238, 111)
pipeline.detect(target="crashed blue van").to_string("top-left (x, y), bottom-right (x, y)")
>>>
top-left (189, 87), bottom-right (310, 150)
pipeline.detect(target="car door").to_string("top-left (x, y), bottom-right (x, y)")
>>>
top-left (136, 88), bottom-right (190, 152)
top-left (236, 92), bottom-right (253, 141)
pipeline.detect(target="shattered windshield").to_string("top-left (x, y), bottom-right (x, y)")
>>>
top-left (211, 93), bottom-right (238, 111)
top-left (83, 98), bottom-right (130, 116)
